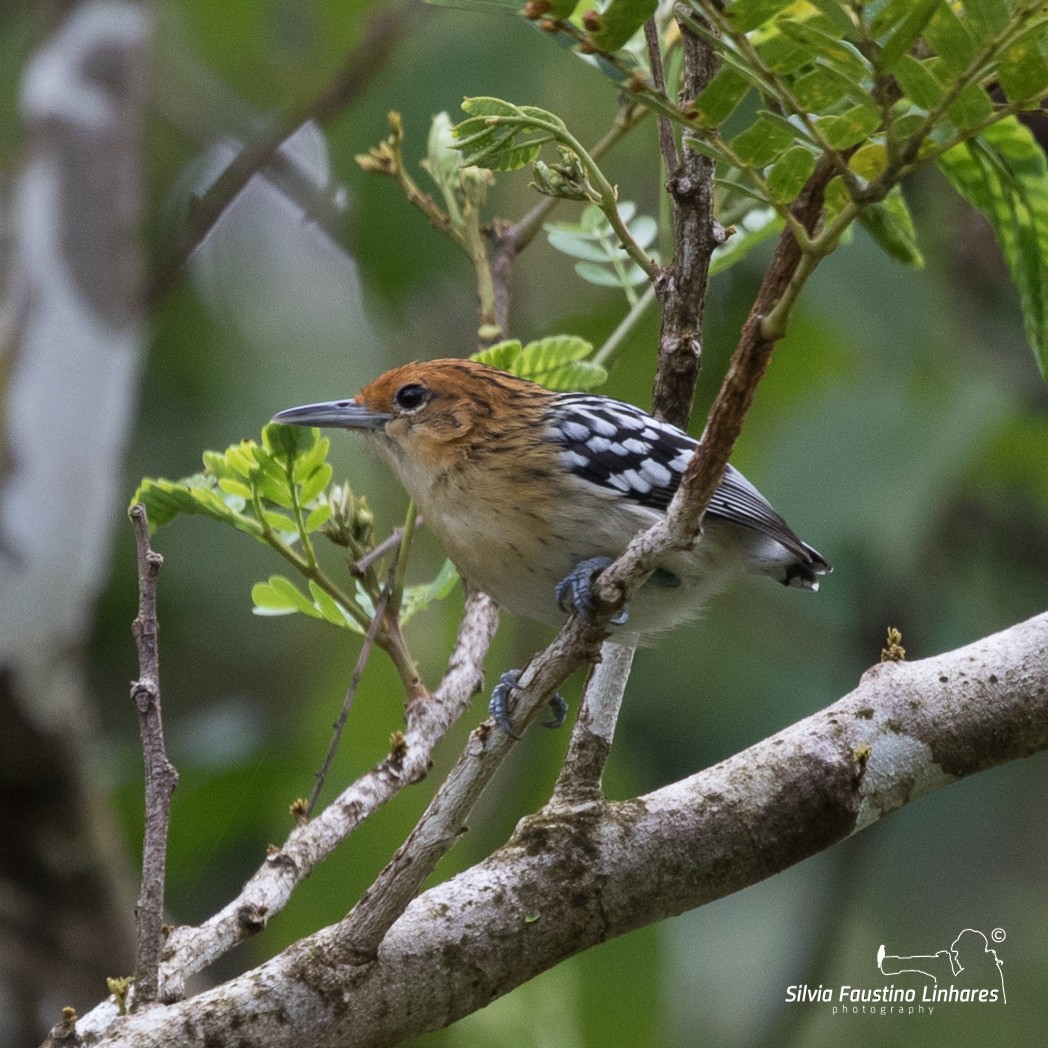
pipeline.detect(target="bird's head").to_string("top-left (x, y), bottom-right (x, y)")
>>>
top-left (272, 358), bottom-right (539, 474)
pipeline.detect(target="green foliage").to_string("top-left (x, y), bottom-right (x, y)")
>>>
top-left (436, 0), bottom-right (1048, 377)
top-left (938, 116), bottom-right (1048, 378)
top-left (132, 425), bottom-right (459, 638)
top-left (454, 97), bottom-right (568, 174)
top-left (471, 335), bottom-right (608, 390)
top-left (132, 424), bottom-right (327, 539)
top-left (545, 202), bottom-right (658, 302)
top-left (586, 0), bottom-right (658, 52)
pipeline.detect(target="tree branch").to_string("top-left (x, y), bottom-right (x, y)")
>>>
top-left (76, 611), bottom-right (1048, 1047)
top-left (650, 7), bottom-right (722, 429)
top-left (127, 505), bottom-right (178, 1009)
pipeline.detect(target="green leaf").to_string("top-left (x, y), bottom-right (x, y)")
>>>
top-left (223, 443), bottom-right (256, 479)
top-left (260, 510), bottom-right (297, 533)
top-left (938, 117), bottom-right (1048, 378)
top-left (251, 575), bottom-right (322, 617)
top-left (730, 112), bottom-right (799, 166)
top-left (471, 336), bottom-right (605, 389)
top-left (876, 0), bottom-right (939, 70)
top-left (262, 421), bottom-right (315, 461)
top-left (453, 98), bottom-right (564, 172)
top-left (298, 462), bottom-right (333, 505)
top-left (574, 260), bottom-right (648, 288)
top-left (815, 104), bottom-right (881, 150)
top-left (131, 474), bottom-right (260, 537)
top-left (724, 0), bottom-right (797, 33)
top-left (545, 225), bottom-right (619, 261)
top-left (217, 477), bottom-right (253, 500)
top-left (923, 1), bottom-right (976, 74)
top-left (471, 340), bottom-right (523, 371)
top-left (292, 434), bottom-right (331, 482)
top-left (692, 67), bottom-right (751, 128)
top-left (588, 0), bottom-right (657, 52)
top-left (947, 83), bottom-right (994, 129)
top-left (308, 580), bottom-right (357, 628)
top-left (775, 18), bottom-right (870, 81)
top-left (890, 54), bottom-right (945, 111)
top-left (766, 145), bottom-right (818, 203)
top-left (400, 559), bottom-right (461, 624)
top-left (460, 96), bottom-right (522, 119)
top-left (305, 504), bottom-right (332, 531)
top-left (519, 334), bottom-right (590, 368)
top-left (791, 64), bottom-right (863, 112)
top-left (959, 0), bottom-right (1008, 37)
top-left (543, 202), bottom-right (657, 297)
top-left (857, 187), bottom-right (924, 268)
top-left (998, 34), bottom-right (1048, 106)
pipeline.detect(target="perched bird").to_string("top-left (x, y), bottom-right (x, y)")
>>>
top-left (273, 358), bottom-right (830, 729)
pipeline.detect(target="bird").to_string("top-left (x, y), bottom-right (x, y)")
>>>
top-left (273, 358), bottom-right (830, 731)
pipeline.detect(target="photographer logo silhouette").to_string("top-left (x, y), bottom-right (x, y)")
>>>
top-left (877, 928), bottom-right (1006, 1004)
top-left (784, 927), bottom-right (1008, 1016)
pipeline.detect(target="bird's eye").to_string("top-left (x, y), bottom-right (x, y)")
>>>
top-left (393, 383), bottom-right (429, 413)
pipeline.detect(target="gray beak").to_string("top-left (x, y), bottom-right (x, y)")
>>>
top-left (271, 399), bottom-right (393, 431)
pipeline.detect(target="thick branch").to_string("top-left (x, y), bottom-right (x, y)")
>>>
top-left (76, 611), bottom-right (1048, 1047)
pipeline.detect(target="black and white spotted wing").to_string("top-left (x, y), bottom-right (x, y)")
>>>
top-left (545, 393), bottom-right (826, 569)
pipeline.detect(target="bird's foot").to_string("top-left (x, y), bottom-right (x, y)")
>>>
top-left (489, 669), bottom-right (568, 736)
top-left (555, 556), bottom-right (629, 625)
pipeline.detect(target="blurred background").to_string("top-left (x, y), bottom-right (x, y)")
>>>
top-left (3, 2), bottom-right (1048, 1046)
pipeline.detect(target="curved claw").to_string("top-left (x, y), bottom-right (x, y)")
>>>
top-left (555, 556), bottom-right (629, 625)
top-left (488, 669), bottom-right (568, 735)
top-left (489, 669), bottom-right (523, 737)
top-left (542, 693), bottom-right (568, 730)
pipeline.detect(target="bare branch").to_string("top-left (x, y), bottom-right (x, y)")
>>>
top-left (77, 611), bottom-right (1048, 1047)
top-left (127, 505), bottom-right (179, 1008)
top-left (551, 640), bottom-right (636, 802)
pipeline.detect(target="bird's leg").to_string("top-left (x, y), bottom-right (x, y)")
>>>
top-left (555, 556), bottom-right (630, 625)
top-left (488, 669), bottom-right (568, 735)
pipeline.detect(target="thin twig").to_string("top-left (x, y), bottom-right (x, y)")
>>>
top-left (349, 526), bottom-right (404, 578)
top-left (597, 158), bottom-right (836, 612)
top-left (593, 282), bottom-right (657, 367)
top-left (645, 17), bottom-right (679, 172)
top-left (128, 504), bottom-right (179, 1009)
top-left (307, 580), bottom-right (394, 817)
